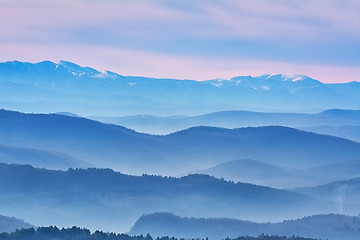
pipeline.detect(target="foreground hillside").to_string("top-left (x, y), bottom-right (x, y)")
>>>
top-left (130, 212), bottom-right (360, 240)
top-left (0, 163), bottom-right (332, 233)
top-left (1, 110), bottom-right (360, 176)
top-left (0, 226), bottom-right (318, 240)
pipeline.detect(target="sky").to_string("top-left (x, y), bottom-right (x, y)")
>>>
top-left (0, 0), bottom-right (359, 83)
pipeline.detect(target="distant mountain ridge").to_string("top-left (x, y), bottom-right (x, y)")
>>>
top-left (1, 60), bottom-right (359, 116)
top-left (129, 212), bottom-right (360, 240)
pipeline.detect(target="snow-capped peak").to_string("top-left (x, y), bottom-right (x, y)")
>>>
top-left (265, 74), bottom-right (275, 79)
top-left (55, 60), bottom-right (100, 76)
top-left (281, 74), bottom-right (306, 82)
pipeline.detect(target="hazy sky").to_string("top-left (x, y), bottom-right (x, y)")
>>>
top-left (0, 0), bottom-right (359, 83)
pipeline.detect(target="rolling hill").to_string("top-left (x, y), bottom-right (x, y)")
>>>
top-left (91, 109), bottom-right (360, 137)
top-left (161, 125), bottom-right (360, 169)
top-left (0, 214), bottom-right (33, 233)
top-left (293, 177), bottom-right (360, 215)
top-left (0, 163), bottom-right (334, 233)
top-left (190, 158), bottom-right (360, 189)
top-left (0, 144), bottom-right (90, 170)
top-left (129, 212), bottom-right (360, 240)
top-left (189, 159), bottom-right (311, 189)
top-left (0, 109), bottom-right (180, 174)
top-left (300, 125), bottom-right (360, 143)
top-left (1, 110), bottom-right (360, 175)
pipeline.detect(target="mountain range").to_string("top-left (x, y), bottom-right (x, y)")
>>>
top-left (1, 61), bottom-right (359, 116)
top-left (129, 212), bottom-right (360, 240)
top-left (0, 144), bottom-right (89, 170)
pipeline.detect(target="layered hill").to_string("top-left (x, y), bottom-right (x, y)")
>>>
top-left (1, 110), bottom-right (360, 175)
top-left (162, 125), bottom-right (360, 169)
top-left (92, 109), bottom-right (360, 138)
top-left (129, 212), bottom-right (360, 240)
top-left (0, 144), bottom-right (89, 170)
top-left (0, 163), bottom-right (335, 233)
top-left (301, 125), bottom-right (360, 143)
top-left (0, 109), bottom-right (179, 174)
top-left (293, 177), bottom-right (360, 215)
top-left (190, 158), bottom-right (360, 189)
top-left (0, 214), bottom-right (33, 233)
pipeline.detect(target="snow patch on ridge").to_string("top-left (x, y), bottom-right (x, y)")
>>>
top-left (211, 82), bottom-right (223, 87)
top-left (94, 71), bottom-right (109, 78)
top-left (281, 74), bottom-right (305, 82)
top-left (266, 74), bottom-right (275, 79)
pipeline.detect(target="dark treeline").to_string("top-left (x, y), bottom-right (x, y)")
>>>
top-left (0, 226), bottom-right (317, 240)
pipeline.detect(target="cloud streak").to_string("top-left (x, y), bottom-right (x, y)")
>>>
top-left (0, 0), bottom-right (359, 83)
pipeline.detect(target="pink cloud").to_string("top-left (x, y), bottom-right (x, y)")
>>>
top-left (2, 0), bottom-right (358, 41)
top-left (0, 0), bottom-right (358, 83)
